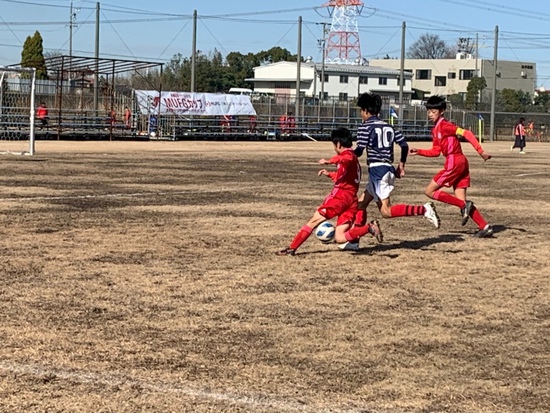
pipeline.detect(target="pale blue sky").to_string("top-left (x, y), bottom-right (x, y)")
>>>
top-left (1, 0), bottom-right (550, 86)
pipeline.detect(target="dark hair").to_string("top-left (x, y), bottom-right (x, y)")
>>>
top-left (357, 93), bottom-right (382, 115)
top-left (331, 127), bottom-right (353, 148)
top-left (519, 117), bottom-right (525, 123)
top-left (425, 95), bottom-right (447, 111)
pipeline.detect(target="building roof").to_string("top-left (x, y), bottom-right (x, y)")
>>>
top-left (253, 61), bottom-right (412, 77)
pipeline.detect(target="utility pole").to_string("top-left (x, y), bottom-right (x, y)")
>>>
top-left (398, 21), bottom-right (406, 123)
top-left (93, 2), bottom-right (100, 115)
top-left (295, 16), bottom-right (302, 122)
top-left (69, 0), bottom-right (77, 80)
top-left (489, 25), bottom-right (498, 142)
top-left (320, 22), bottom-right (327, 101)
top-left (190, 10), bottom-right (197, 93)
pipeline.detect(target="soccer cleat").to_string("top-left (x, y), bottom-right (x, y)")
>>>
top-left (337, 241), bottom-right (360, 251)
top-left (460, 200), bottom-right (473, 226)
top-left (510, 145), bottom-right (514, 151)
top-left (473, 225), bottom-right (494, 238)
top-left (423, 202), bottom-right (441, 229)
top-left (368, 220), bottom-right (383, 243)
top-left (519, 150), bottom-right (526, 154)
top-left (276, 247), bottom-right (296, 256)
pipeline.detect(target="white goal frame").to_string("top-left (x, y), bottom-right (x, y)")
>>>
top-left (0, 66), bottom-right (37, 156)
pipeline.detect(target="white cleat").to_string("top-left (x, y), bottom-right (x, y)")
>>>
top-left (424, 202), bottom-right (441, 229)
top-left (337, 241), bottom-right (360, 251)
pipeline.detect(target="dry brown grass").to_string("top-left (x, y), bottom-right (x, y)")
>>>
top-left (0, 140), bottom-right (549, 413)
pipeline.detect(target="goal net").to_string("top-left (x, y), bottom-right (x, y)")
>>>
top-left (0, 67), bottom-right (36, 155)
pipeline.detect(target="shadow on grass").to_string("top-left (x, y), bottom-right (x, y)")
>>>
top-left (355, 233), bottom-right (466, 255)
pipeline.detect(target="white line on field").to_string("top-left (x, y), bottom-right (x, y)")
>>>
top-left (515, 172), bottom-right (547, 177)
top-left (0, 361), bottom-right (364, 413)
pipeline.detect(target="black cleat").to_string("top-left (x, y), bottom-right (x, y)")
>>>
top-left (276, 247), bottom-right (296, 256)
top-left (368, 220), bottom-right (383, 243)
top-left (473, 225), bottom-right (494, 238)
top-left (460, 200), bottom-right (474, 226)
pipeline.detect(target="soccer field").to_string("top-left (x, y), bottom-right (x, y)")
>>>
top-left (0, 140), bottom-right (549, 412)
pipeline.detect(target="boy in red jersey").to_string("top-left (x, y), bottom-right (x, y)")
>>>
top-left (409, 95), bottom-right (494, 238)
top-left (277, 127), bottom-right (380, 256)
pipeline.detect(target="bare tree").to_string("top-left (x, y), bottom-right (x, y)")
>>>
top-left (407, 33), bottom-right (454, 59)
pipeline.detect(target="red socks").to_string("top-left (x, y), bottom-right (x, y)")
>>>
top-left (433, 190), bottom-right (466, 208)
top-left (389, 204), bottom-right (426, 217)
top-left (345, 224), bottom-right (370, 242)
top-left (289, 225), bottom-right (313, 250)
top-left (470, 206), bottom-right (488, 230)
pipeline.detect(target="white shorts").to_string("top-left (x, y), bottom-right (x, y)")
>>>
top-left (366, 163), bottom-right (396, 202)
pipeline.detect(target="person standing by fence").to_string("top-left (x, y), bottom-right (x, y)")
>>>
top-left (511, 117), bottom-right (526, 154)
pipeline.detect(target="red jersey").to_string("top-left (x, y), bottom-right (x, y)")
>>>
top-left (37, 105), bottom-right (48, 119)
top-left (418, 117), bottom-right (482, 158)
top-left (326, 148), bottom-right (361, 194)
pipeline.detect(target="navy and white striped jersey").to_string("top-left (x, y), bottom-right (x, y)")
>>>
top-left (354, 115), bottom-right (408, 165)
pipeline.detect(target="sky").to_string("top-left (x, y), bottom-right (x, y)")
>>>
top-left (2, 0), bottom-right (550, 87)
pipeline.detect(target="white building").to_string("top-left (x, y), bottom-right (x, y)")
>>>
top-left (245, 61), bottom-right (413, 104)
top-left (369, 55), bottom-right (536, 100)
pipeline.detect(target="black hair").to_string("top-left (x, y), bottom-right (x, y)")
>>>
top-left (331, 127), bottom-right (353, 148)
top-left (357, 93), bottom-right (382, 115)
top-left (519, 117), bottom-right (525, 123)
top-left (425, 95), bottom-right (447, 111)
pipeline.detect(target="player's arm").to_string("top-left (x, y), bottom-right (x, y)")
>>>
top-left (394, 129), bottom-right (408, 177)
top-left (353, 125), bottom-right (369, 157)
top-left (456, 127), bottom-right (492, 161)
top-left (411, 135), bottom-right (441, 157)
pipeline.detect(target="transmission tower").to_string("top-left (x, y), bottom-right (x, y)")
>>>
top-left (322, 0), bottom-right (364, 65)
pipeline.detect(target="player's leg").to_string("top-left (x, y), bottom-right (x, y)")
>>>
top-left (454, 187), bottom-right (493, 236)
top-left (353, 189), bottom-right (374, 227)
top-left (277, 210), bottom-right (327, 255)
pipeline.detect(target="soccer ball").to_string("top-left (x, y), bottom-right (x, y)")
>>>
top-left (315, 221), bottom-right (335, 243)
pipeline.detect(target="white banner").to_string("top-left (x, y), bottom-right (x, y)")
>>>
top-left (135, 90), bottom-right (257, 116)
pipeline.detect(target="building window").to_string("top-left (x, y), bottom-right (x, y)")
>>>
top-left (378, 77), bottom-right (387, 85)
top-left (319, 91), bottom-right (328, 100)
top-left (339, 92), bottom-right (348, 101)
top-left (415, 69), bottom-right (432, 80)
top-left (359, 76), bottom-right (368, 84)
top-left (448, 72), bottom-right (456, 79)
top-left (319, 73), bottom-right (329, 82)
top-left (459, 70), bottom-right (475, 80)
top-left (340, 75), bottom-right (348, 83)
top-left (435, 76), bottom-right (447, 87)
top-left (274, 82), bottom-right (292, 89)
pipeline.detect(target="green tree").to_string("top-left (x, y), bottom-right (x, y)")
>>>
top-left (498, 89), bottom-right (531, 112)
top-left (20, 31), bottom-right (48, 79)
top-left (464, 76), bottom-right (487, 110)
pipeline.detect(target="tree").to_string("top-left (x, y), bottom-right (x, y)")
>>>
top-left (464, 76), bottom-right (487, 110)
top-left (406, 33), bottom-right (454, 59)
top-left (498, 89), bottom-right (531, 112)
top-left (21, 31), bottom-right (48, 79)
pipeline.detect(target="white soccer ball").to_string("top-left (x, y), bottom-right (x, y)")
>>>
top-left (315, 221), bottom-right (335, 243)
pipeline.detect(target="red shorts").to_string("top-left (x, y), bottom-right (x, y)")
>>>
top-left (433, 154), bottom-right (470, 189)
top-left (317, 189), bottom-right (357, 226)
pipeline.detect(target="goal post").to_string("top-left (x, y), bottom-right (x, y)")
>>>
top-left (0, 66), bottom-right (37, 156)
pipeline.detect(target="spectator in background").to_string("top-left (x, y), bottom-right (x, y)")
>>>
top-left (221, 114), bottom-right (231, 133)
top-left (287, 111), bottom-right (296, 133)
top-left (279, 112), bottom-right (288, 135)
top-left (36, 102), bottom-right (49, 129)
top-left (511, 117), bottom-right (526, 154)
top-left (248, 115), bottom-right (257, 133)
top-left (109, 108), bottom-right (116, 128)
top-left (527, 120), bottom-right (534, 137)
top-left (124, 106), bottom-right (131, 129)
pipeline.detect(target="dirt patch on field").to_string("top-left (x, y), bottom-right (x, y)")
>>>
top-left (0, 140), bottom-right (549, 412)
